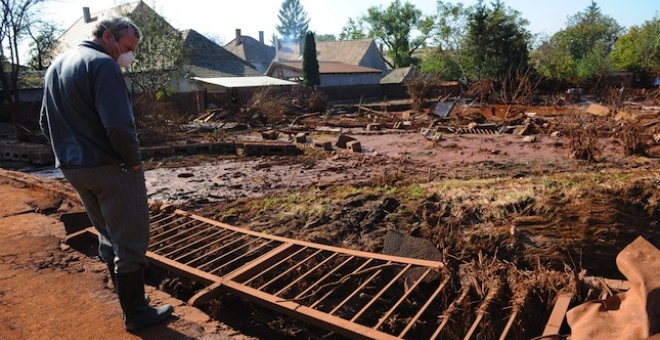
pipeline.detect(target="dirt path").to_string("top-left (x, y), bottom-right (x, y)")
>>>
top-left (0, 177), bottom-right (252, 340)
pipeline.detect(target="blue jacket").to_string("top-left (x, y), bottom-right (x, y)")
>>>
top-left (40, 40), bottom-right (141, 168)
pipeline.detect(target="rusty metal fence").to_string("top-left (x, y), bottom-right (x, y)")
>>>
top-left (66, 206), bottom-right (522, 339)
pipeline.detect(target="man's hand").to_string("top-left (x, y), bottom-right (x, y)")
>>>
top-left (130, 164), bottom-right (142, 172)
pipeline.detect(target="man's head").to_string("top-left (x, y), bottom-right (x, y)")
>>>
top-left (92, 17), bottom-right (141, 67)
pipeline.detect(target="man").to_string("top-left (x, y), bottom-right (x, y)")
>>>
top-left (40, 17), bottom-right (172, 331)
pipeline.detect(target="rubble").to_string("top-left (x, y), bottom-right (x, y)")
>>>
top-left (261, 130), bottom-right (279, 140)
top-left (294, 132), bottom-right (307, 143)
top-left (346, 140), bottom-right (362, 153)
top-left (586, 103), bottom-right (610, 116)
top-left (366, 123), bottom-right (381, 131)
top-left (335, 133), bottom-right (357, 148)
top-left (313, 140), bottom-right (333, 151)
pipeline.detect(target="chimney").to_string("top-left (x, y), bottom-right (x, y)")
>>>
top-left (235, 29), bottom-right (241, 45)
top-left (259, 31), bottom-right (264, 44)
top-left (274, 36), bottom-right (279, 61)
top-left (83, 7), bottom-right (91, 23)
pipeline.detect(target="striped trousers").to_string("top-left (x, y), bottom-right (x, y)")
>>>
top-left (61, 164), bottom-right (149, 273)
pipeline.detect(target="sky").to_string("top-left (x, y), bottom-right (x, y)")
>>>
top-left (21, 0), bottom-right (660, 58)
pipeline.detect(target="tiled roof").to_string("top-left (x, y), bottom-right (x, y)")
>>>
top-left (380, 66), bottom-right (418, 84)
top-left (182, 30), bottom-right (259, 78)
top-left (224, 36), bottom-right (275, 65)
top-left (276, 39), bottom-right (387, 71)
top-left (269, 61), bottom-right (382, 75)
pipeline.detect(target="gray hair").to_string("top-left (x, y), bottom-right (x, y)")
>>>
top-left (92, 16), bottom-right (141, 41)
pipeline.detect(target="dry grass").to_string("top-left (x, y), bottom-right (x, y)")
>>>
top-left (568, 127), bottom-right (599, 161)
top-left (619, 124), bottom-right (646, 156)
top-left (306, 91), bottom-right (327, 113)
top-left (465, 78), bottom-right (495, 104)
top-left (243, 88), bottom-right (292, 124)
top-left (405, 75), bottom-right (453, 111)
top-left (500, 68), bottom-right (541, 105)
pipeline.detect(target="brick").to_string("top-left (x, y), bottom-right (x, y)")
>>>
top-left (336, 133), bottom-right (356, 148)
top-left (239, 142), bottom-right (301, 156)
top-left (314, 140), bottom-right (333, 151)
top-left (261, 130), bottom-right (279, 140)
top-left (347, 140), bottom-right (362, 153)
top-left (366, 123), bottom-right (381, 131)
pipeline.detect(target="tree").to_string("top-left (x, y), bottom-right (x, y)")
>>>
top-left (302, 31), bottom-right (320, 88)
top-left (533, 1), bottom-right (622, 84)
top-left (339, 17), bottom-right (367, 41)
top-left (562, 1), bottom-right (621, 60)
top-left (364, 0), bottom-right (435, 68)
top-left (276, 0), bottom-right (309, 43)
top-left (26, 20), bottom-right (60, 70)
top-left (0, 0), bottom-right (45, 123)
top-left (462, 0), bottom-right (531, 80)
top-left (419, 1), bottom-right (470, 81)
top-left (610, 17), bottom-right (660, 75)
top-left (420, 49), bottom-right (462, 80)
top-left (434, 0), bottom-right (470, 60)
top-left (315, 34), bottom-right (336, 42)
top-left (122, 3), bottom-right (187, 98)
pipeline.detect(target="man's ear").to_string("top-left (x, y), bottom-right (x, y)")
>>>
top-left (102, 30), bottom-right (115, 43)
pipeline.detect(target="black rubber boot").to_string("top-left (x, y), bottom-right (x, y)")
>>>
top-left (106, 262), bottom-right (150, 303)
top-left (115, 269), bottom-right (173, 331)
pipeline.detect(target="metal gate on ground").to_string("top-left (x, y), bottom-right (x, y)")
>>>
top-left (66, 206), bottom-right (521, 339)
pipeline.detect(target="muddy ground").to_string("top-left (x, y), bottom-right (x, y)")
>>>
top-left (3, 94), bottom-right (659, 338)
top-left (0, 176), bottom-right (257, 340)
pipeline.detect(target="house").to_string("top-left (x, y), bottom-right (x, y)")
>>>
top-left (276, 38), bottom-right (388, 73)
top-left (178, 29), bottom-right (259, 92)
top-left (224, 29), bottom-right (275, 74)
top-left (266, 61), bottom-right (382, 87)
top-left (52, 1), bottom-right (150, 57)
top-left (51, 2), bottom-right (257, 94)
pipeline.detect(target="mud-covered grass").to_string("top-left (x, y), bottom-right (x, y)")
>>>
top-left (196, 170), bottom-right (658, 276)
top-left (181, 169), bottom-right (658, 338)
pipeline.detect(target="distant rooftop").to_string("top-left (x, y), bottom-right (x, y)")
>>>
top-left (192, 76), bottom-right (296, 88)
